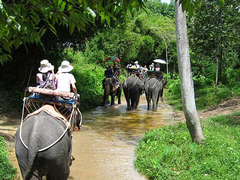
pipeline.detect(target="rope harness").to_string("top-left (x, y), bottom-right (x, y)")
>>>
top-left (129, 77), bottom-right (140, 90)
top-left (19, 98), bottom-right (74, 152)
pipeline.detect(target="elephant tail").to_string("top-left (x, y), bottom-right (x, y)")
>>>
top-left (24, 146), bottom-right (39, 180)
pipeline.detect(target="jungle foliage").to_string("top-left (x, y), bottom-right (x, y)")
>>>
top-left (0, 137), bottom-right (16, 180)
top-left (135, 110), bottom-right (240, 180)
top-left (0, 0), bottom-right (146, 63)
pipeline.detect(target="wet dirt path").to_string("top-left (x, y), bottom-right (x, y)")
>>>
top-left (69, 95), bottom-right (178, 180)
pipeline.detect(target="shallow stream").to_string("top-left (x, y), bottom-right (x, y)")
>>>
top-left (69, 95), bottom-right (177, 180)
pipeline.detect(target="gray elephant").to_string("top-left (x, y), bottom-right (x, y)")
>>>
top-left (15, 111), bottom-right (72, 180)
top-left (103, 77), bottom-right (122, 108)
top-left (144, 78), bottom-right (167, 111)
top-left (123, 76), bottom-right (144, 110)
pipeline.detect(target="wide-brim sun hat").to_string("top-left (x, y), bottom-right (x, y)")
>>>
top-left (58, 60), bottom-right (73, 73)
top-left (134, 61), bottom-right (138, 64)
top-left (38, 59), bottom-right (53, 73)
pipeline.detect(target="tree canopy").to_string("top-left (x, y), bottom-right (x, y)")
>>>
top-left (0, 0), bottom-right (146, 64)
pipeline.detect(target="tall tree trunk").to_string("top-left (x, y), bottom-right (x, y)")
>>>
top-left (215, 50), bottom-right (219, 94)
top-left (161, 35), bottom-right (169, 81)
top-left (175, 1), bottom-right (204, 144)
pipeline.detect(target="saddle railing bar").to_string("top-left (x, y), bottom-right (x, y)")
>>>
top-left (30, 99), bottom-right (39, 112)
top-left (24, 87), bottom-right (81, 130)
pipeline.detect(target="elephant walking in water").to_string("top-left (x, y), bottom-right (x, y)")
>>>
top-left (144, 78), bottom-right (167, 111)
top-left (103, 77), bottom-right (122, 108)
top-left (123, 76), bottom-right (144, 110)
top-left (15, 109), bottom-right (72, 180)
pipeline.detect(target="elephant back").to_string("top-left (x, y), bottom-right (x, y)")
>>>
top-left (145, 78), bottom-right (161, 90)
top-left (123, 76), bottom-right (143, 90)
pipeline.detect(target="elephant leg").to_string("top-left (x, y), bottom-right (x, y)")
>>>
top-left (110, 95), bottom-right (114, 106)
top-left (118, 94), bottom-right (121, 104)
top-left (152, 95), bottom-right (158, 112)
top-left (160, 89), bottom-right (164, 104)
top-left (103, 94), bottom-right (108, 108)
top-left (124, 90), bottom-right (131, 110)
top-left (46, 162), bottom-right (70, 180)
top-left (147, 97), bottom-right (150, 110)
top-left (132, 94), bottom-right (139, 110)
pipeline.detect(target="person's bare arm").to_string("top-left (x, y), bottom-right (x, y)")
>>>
top-left (36, 76), bottom-right (39, 84)
top-left (72, 83), bottom-right (77, 94)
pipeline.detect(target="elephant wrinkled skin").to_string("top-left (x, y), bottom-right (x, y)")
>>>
top-left (15, 111), bottom-right (72, 180)
top-left (144, 78), bottom-right (167, 111)
top-left (123, 76), bottom-right (144, 110)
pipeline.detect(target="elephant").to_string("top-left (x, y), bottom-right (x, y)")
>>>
top-left (103, 77), bottom-right (122, 108)
top-left (15, 110), bottom-right (72, 180)
top-left (123, 76), bottom-right (144, 110)
top-left (144, 78), bottom-right (168, 111)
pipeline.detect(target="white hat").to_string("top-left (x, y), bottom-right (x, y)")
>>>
top-left (38, 59), bottom-right (53, 73)
top-left (58, 60), bottom-right (73, 73)
top-left (134, 61), bottom-right (138, 64)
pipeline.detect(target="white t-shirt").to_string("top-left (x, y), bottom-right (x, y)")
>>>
top-left (56, 73), bottom-right (76, 92)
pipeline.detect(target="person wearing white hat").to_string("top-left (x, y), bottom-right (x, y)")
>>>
top-left (56, 60), bottom-right (78, 131)
top-left (56, 60), bottom-right (77, 94)
top-left (36, 59), bottom-right (56, 89)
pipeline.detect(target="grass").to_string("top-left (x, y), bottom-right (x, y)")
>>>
top-left (165, 79), bottom-right (240, 111)
top-left (0, 136), bottom-right (16, 180)
top-left (135, 111), bottom-right (240, 180)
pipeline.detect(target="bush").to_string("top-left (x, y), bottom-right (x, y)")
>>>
top-left (135, 111), bottom-right (240, 180)
top-left (70, 51), bottom-right (105, 110)
top-left (0, 137), bottom-right (16, 180)
top-left (165, 77), bottom-right (240, 111)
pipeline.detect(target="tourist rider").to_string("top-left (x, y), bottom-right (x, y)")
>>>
top-left (36, 59), bottom-right (56, 90)
top-left (113, 63), bottom-right (121, 91)
top-left (36, 59), bottom-right (56, 100)
top-left (56, 60), bottom-right (77, 94)
top-left (149, 63), bottom-right (154, 71)
top-left (102, 64), bottom-right (114, 89)
top-left (56, 60), bottom-right (79, 131)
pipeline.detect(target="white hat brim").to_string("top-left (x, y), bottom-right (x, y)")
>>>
top-left (58, 65), bottom-right (73, 73)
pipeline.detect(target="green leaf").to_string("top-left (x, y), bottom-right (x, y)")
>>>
top-left (3, 44), bottom-right (11, 53)
top-left (58, 0), bottom-right (63, 7)
top-left (39, 28), bottom-right (47, 37)
top-left (106, 15), bottom-right (110, 26)
top-left (219, 0), bottom-right (225, 7)
top-left (131, 1), bottom-right (139, 8)
top-left (60, 1), bottom-right (66, 11)
top-left (69, 22), bottom-right (75, 35)
top-left (13, 38), bottom-right (22, 49)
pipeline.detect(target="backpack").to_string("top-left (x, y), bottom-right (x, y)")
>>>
top-left (39, 73), bottom-right (56, 90)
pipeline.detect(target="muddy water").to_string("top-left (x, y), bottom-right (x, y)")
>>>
top-left (69, 95), bottom-right (177, 180)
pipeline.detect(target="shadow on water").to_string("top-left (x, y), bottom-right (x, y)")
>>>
top-left (69, 95), bottom-right (177, 180)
